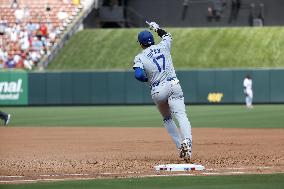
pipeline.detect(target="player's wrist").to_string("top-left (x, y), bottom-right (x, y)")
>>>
top-left (157, 28), bottom-right (167, 38)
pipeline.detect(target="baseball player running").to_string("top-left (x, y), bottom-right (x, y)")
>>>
top-left (133, 21), bottom-right (193, 162)
top-left (243, 74), bottom-right (253, 108)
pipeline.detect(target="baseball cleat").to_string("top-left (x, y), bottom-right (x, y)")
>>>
top-left (4, 114), bottom-right (11, 126)
top-left (179, 139), bottom-right (192, 163)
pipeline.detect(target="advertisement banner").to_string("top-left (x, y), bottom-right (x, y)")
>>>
top-left (0, 71), bottom-right (28, 105)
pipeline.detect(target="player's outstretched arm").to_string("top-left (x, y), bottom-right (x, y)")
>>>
top-left (146, 21), bottom-right (172, 50)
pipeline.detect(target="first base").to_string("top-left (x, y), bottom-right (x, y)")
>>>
top-left (154, 164), bottom-right (205, 171)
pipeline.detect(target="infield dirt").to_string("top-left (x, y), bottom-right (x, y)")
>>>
top-left (0, 128), bottom-right (283, 182)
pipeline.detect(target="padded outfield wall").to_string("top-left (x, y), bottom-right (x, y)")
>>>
top-left (0, 69), bottom-right (284, 105)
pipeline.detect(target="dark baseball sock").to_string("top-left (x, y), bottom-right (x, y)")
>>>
top-left (0, 111), bottom-right (8, 120)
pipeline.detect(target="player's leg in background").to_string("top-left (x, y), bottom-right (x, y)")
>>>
top-left (248, 91), bottom-right (253, 108)
top-left (152, 85), bottom-right (182, 149)
top-left (246, 91), bottom-right (253, 108)
top-left (156, 101), bottom-right (182, 149)
top-left (245, 96), bottom-right (250, 107)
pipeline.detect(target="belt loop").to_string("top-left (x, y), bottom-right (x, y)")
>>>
top-left (167, 77), bottom-right (176, 81)
top-left (151, 81), bottom-right (160, 89)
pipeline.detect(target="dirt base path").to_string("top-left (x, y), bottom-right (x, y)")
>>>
top-left (0, 127), bottom-right (283, 183)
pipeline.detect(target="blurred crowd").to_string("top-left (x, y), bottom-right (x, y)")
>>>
top-left (0, 0), bottom-right (82, 70)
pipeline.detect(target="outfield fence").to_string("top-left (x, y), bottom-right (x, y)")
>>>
top-left (1, 69), bottom-right (283, 105)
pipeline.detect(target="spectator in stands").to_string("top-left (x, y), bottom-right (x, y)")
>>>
top-left (17, 50), bottom-right (32, 70)
top-left (0, 17), bottom-right (7, 35)
top-left (49, 28), bottom-right (58, 44)
top-left (248, 3), bottom-right (255, 26)
top-left (0, 47), bottom-right (8, 65)
top-left (212, 0), bottom-right (222, 19)
top-left (0, 26), bottom-right (5, 36)
top-left (32, 36), bottom-right (43, 51)
top-left (0, 59), bottom-right (3, 69)
top-left (23, 6), bottom-right (30, 22)
top-left (44, 38), bottom-right (52, 55)
top-left (207, 7), bottom-right (214, 21)
top-left (20, 26), bottom-right (28, 38)
top-left (228, 0), bottom-right (241, 23)
top-left (181, 0), bottom-right (189, 20)
top-left (57, 9), bottom-right (68, 26)
top-left (258, 3), bottom-right (264, 25)
top-left (14, 22), bottom-right (21, 33)
top-left (14, 7), bottom-right (24, 23)
top-left (39, 22), bottom-right (48, 38)
top-left (13, 51), bottom-right (21, 67)
top-left (29, 49), bottom-right (41, 65)
top-left (5, 51), bottom-right (16, 68)
top-left (11, 0), bottom-right (18, 9)
top-left (26, 21), bottom-right (37, 35)
top-left (36, 27), bottom-right (42, 38)
top-left (9, 27), bottom-right (18, 42)
top-left (23, 54), bottom-right (33, 70)
top-left (4, 23), bottom-right (10, 37)
top-left (46, 19), bottom-right (53, 33)
top-left (19, 32), bottom-right (30, 51)
top-left (207, 0), bottom-right (226, 21)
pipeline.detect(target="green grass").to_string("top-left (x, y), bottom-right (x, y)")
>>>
top-left (1, 174), bottom-right (283, 189)
top-left (1, 105), bottom-right (284, 128)
top-left (48, 27), bottom-right (284, 70)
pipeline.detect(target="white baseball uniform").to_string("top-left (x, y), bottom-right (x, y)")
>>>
top-left (133, 33), bottom-right (192, 150)
top-left (243, 77), bottom-right (253, 107)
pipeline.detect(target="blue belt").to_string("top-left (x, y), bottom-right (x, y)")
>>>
top-left (151, 77), bottom-right (177, 89)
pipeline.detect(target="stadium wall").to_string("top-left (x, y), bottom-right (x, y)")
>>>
top-left (0, 69), bottom-right (284, 105)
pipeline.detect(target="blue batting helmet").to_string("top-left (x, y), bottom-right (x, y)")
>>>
top-left (137, 30), bottom-right (154, 46)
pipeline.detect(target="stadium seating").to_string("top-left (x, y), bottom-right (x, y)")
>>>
top-left (0, 0), bottom-right (82, 70)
